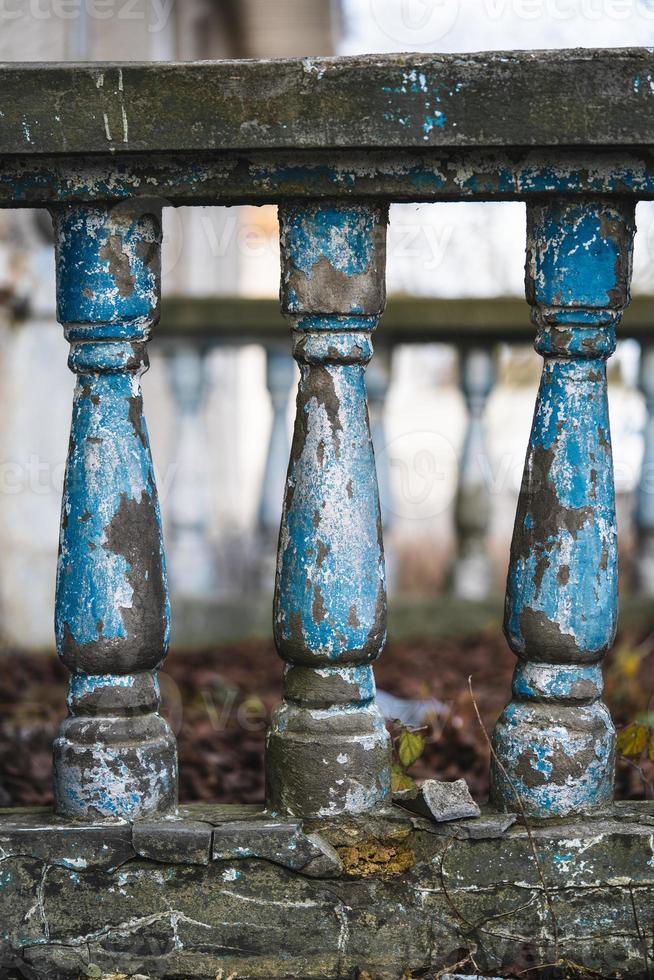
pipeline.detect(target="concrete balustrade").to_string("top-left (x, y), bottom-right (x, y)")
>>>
top-left (0, 50), bottom-right (652, 979)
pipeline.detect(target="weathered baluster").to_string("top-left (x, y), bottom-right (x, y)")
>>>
top-left (452, 345), bottom-right (495, 600)
top-left (491, 198), bottom-right (635, 817)
top-left (634, 342), bottom-right (654, 594)
top-left (165, 340), bottom-right (215, 600)
top-left (256, 346), bottom-right (295, 590)
top-left (52, 203), bottom-right (178, 820)
top-left (267, 202), bottom-right (392, 817)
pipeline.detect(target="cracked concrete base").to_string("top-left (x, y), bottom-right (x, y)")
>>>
top-left (1, 802), bottom-right (654, 978)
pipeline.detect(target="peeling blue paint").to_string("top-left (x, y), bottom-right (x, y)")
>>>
top-left (280, 205), bottom-right (376, 283)
top-left (275, 353), bottom-right (384, 656)
top-left (504, 355), bottom-right (618, 659)
top-left (529, 207), bottom-right (622, 310)
top-left (55, 204), bottom-right (159, 328)
top-left (7, 151), bottom-right (654, 212)
top-left (512, 662), bottom-right (603, 701)
top-left (52, 203), bottom-right (177, 821)
top-left (267, 202), bottom-right (391, 817)
top-left (315, 664), bottom-right (377, 703)
top-left (56, 369), bottom-right (160, 651)
top-left (70, 673), bottom-right (137, 695)
top-left (492, 198), bottom-right (635, 819)
top-left (423, 113), bottom-right (446, 135)
top-left (275, 207), bottom-right (386, 665)
top-left (380, 70), bottom-right (454, 140)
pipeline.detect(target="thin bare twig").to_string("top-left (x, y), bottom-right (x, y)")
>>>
top-left (433, 946), bottom-right (478, 979)
top-left (438, 833), bottom-right (540, 936)
top-left (629, 882), bottom-right (651, 980)
top-left (517, 958), bottom-right (603, 977)
top-left (437, 835), bottom-right (477, 931)
top-left (620, 756), bottom-right (654, 800)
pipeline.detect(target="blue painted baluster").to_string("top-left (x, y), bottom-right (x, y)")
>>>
top-left (634, 343), bottom-right (654, 594)
top-left (491, 199), bottom-right (635, 818)
top-left (266, 202), bottom-right (392, 817)
top-left (51, 202), bottom-right (178, 820)
top-left (452, 345), bottom-right (496, 600)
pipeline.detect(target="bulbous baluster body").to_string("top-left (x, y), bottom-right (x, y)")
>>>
top-left (491, 199), bottom-right (635, 818)
top-left (52, 203), bottom-right (177, 821)
top-left (266, 202), bottom-right (392, 817)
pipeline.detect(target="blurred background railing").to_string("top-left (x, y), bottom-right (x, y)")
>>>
top-left (3, 267), bottom-right (654, 651)
top-left (148, 294), bottom-right (654, 647)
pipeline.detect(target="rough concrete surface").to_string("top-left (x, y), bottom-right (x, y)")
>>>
top-left (1, 803), bottom-right (654, 978)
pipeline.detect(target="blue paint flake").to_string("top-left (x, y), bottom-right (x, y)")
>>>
top-left (281, 206), bottom-right (375, 280)
top-left (423, 113), bottom-right (446, 136)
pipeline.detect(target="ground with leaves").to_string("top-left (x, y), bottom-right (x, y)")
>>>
top-left (2, 625), bottom-right (654, 806)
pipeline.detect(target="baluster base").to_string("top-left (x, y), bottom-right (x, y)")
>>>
top-left (490, 662), bottom-right (615, 817)
top-left (266, 664), bottom-right (391, 817)
top-left (53, 671), bottom-right (178, 821)
top-left (266, 703), bottom-right (391, 818)
top-left (54, 721), bottom-right (178, 821)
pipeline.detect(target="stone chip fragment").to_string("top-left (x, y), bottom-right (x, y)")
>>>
top-left (396, 778), bottom-right (481, 823)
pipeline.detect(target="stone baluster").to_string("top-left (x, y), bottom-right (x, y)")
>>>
top-left (634, 342), bottom-right (654, 594)
top-left (491, 198), bottom-right (635, 818)
top-left (266, 202), bottom-right (392, 817)
top-left (52, 202), bottom-right (178, 820)
top-left (256, 346), bottom-right (295, 591)
top-left (165, 340), bottom-right (215, 600)
top-left (452, 345), bottom-right (496, 600)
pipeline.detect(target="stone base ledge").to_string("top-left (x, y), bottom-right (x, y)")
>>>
top-left (1, 802), bottom-right (654, 979)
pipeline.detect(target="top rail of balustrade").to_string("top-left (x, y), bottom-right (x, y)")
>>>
top-left (2, 49), bottom-right (654, 206)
